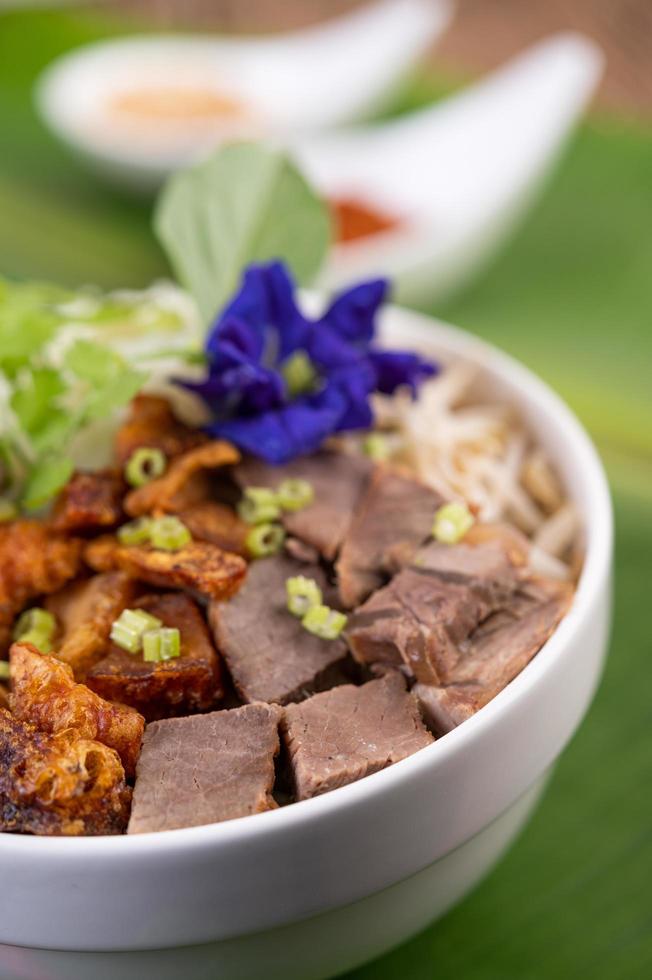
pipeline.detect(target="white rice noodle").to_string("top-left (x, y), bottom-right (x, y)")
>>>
top-left (389, 365), bottom-right (580, 579)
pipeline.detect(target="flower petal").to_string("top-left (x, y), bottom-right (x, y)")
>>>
top-left (320, 278), bottom-right (389, 344)
top-left (369, 348), bottom-right (438, 395)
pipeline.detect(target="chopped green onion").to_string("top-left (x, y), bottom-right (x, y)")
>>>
top-left (0, 661), bottom-right (10, 681)
top-left (143, 627), bottom-right (181, 663)
top-left (0, 499), bottom-right (18, 523)
top-left (238, 486), bottom-right (281, 525)
top-left (363, 433), bottom-right (390, 461)
top-left (246, 522), bottom-right (285, 558)
top-left (13, 608), bottom-right (56, 653)
top-left (281, 351), bottom-right (317, 397)
top-left (125, 446), bottom-right (167, 488)
top-left (432, 501), bottom-right (475, 544)
top-left (276, 478), bottom-right (314, 512)
top-left (117, 517), bottom-right (153, 546)
top-left (149, 515), bottom-right (192, 551)
top-left (286, 575), bottom-right (322, 618)
top-left (110, 608), bottom-right (163, 654)
top-left (301, 604), bottom-right (348, 641)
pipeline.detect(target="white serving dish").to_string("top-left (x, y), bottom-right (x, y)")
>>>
top-left (297, 32), bottom-right (603, 303)
top-left (34, 0), bottom-right (453, 191)
top-left (0, 308), bottom-right (613, 980)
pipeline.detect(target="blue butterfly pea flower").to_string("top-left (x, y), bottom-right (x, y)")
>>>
top-left (178, 260), bottom-right (438, 464)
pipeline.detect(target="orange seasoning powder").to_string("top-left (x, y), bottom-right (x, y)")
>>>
top-left (109, 87), bottom-right (246, 122)
top-left (331, 197), bottom-right (401, 244)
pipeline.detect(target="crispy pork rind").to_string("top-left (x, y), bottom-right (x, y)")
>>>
top-left (176, 500), bottom-right (249, 557)
top-left (124, 440), bottom-right (240, 517)
top-left (84, 536), bottom-right (247, 601)
top-left (10, 643), bottom-right (144, 778)
top-left (0, 520), bottom-right (83, 654)
top-left (0, 708), bottom-right (130, 836)
top-left (87, 592), bottom-right (224, 720)
top-left (114, 394), bottom-right (206, 468)
top-left (45, 571), bottom-right (138, 680)
top-left (50, 469), bottom-right (124, 534)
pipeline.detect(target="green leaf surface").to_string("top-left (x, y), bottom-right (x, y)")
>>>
top-left (21, 453), bottom-right (73, 510)
top-left (154, 142), bottom-right (332, 322)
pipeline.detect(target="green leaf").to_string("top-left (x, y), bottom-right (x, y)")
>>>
top-left (64, 338), bottom-right (127, 385)
top-left (0, 278), bottom-right (70, 370)
top-left (21, 455), bottom-right (73, 510)
top-left (10, 367), bottom-right (66, 438)
top-left (154, 143), bottom-right (332, 323)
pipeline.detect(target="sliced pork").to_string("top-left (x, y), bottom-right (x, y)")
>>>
top-left (128, 703), bottom-right (280, 833)
top-left (336, 467), bottom-right (444, 608)
top-left (415, 579), bottom-right (573, 735)
top-left (281, 673), bottom-right (433, 800)
top-left (209, 554), bottom-right (350, 705)
top-left (346, 536), bottom-right (523, 684)
top-left (234, 451), bottom-right (372, 561)
top-left (87, 592), bottom-right (224, 721)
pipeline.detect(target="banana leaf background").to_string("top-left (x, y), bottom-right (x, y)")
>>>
top-left (1, 7), bottom-right (651, 978)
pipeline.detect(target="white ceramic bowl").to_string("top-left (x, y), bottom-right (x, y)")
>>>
top-left (0, 309), bottom-right (613, 980)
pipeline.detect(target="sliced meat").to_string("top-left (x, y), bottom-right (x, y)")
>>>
top-left (346, 535), bottom-right (525, 685)
top-left (234, 451), bottom-right (372, 561)
top-left (87, 593), bottom-right (223, 720)
top-left (209, 554), bottom-right (350, 705)
top-left (281, 673), bottom-right (433, 800)
top-left (0, 520), bottom-right (83, 654)
top-left (84, 536), bottom-right (247, 602)
top-left (50, 469), bottom-right (124, 534)
top-left (336, 467), bottom-right (444, 608)
top-left (10, 643), bottom-right (144, 778)
top-left (128, 703), bottom-right (280, 833)
top-left (415, 579), bottom-right (573, 735)
top-left (414, 683), bottom-right (481, 735)
top-left (176, 500), bottom-right (249, 557)
top-left (124, 440), bottom-right (240, 518)
top-left (0, 708), bottom-right (130, 836)
top-left (114, 394), bottom-right (206, 468)
top-left (45, 571), bottom-right (138, 680)
top-left (411, 536), bottom-right (521, 607)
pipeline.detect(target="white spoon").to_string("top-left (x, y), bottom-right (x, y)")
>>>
top-left (291, 33), bottom-right (604, 303)
top-left (35, 0), bottom-right (453, 190)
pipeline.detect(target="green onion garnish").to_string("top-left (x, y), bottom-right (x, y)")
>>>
top-left (281, 351), bottom-right (317, 397)
top-left (432, 501), bottom-right (474, 544)
top-left (276, 478), bottom-right (314, 512)
top-left (246, 522), bottom-right (285, 558)
top-left (238, 486), bottom-right (281, 525)
top-left (13, 608), bottom-right (56, 653)
top-left (363, 433), bottom-right (390, 461)
top-left (143, 627), bottom-right (181, 663)
top-left (125, 446), bottom-right (167, 488)
top-left (149, 515), bottom-right (192, 551)
top-left (301, 604), bottom-right (348, 640)
top-left (110, 608), bottom-right (163, 654)
top-left (286, 575), bottom-right (322, 618)
top-left (0, 661), bottom-right (11, 681)
top-left (117, 517), bottom-right (154, 546)
top-left (0, 500), bottom-right (18, 523)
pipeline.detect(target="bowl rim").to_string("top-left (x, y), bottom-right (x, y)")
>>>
top-left (0, 306), bottom-right (613, 858)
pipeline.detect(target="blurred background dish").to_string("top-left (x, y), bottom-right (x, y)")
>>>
top-left (294, 33), bottom-right (603, 302)
top-left (35, 0), bottom-right (453, 190)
